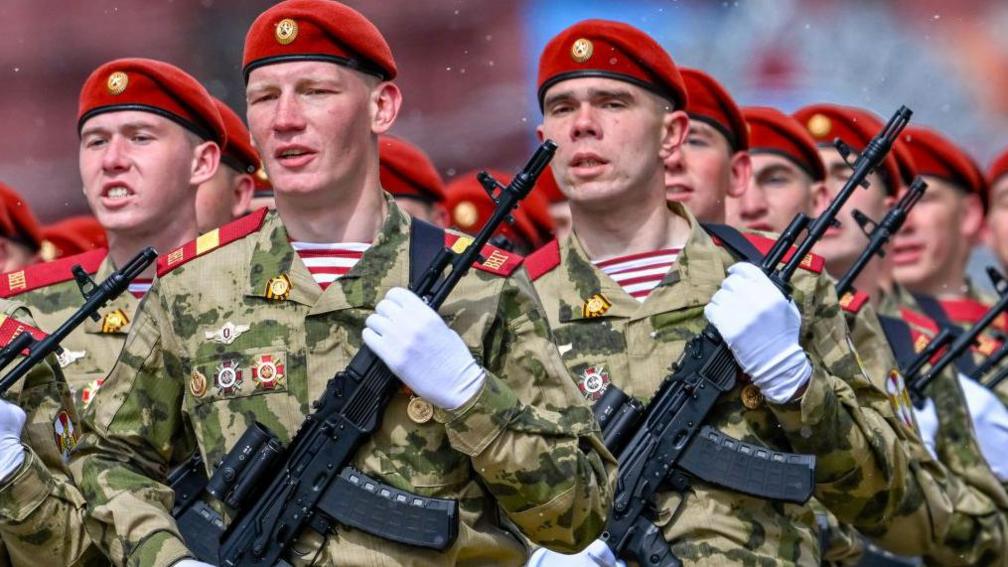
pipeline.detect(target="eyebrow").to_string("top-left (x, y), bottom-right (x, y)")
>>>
top-left (80, 121), bottom-right (159, 137)
top-left (756, 163), bottom-right (794, 178)
top-left (543, 87), bottom-right (636, 109)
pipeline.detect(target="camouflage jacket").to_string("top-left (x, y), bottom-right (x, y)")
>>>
top-left (0, 250), bottom-right (139, 408)
top-left (526, 204), bottom-right (917, 566)
top-left (70, 200), bottom-right (614, 567)
top-left (0, 299), bottom-right (107, 566)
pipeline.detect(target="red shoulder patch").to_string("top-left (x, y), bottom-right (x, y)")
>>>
top-left (525, 240), bottom-right (561, 281)
top-left (737, 233), bottom-right (825, 274)
top-left (0, 248), bottom-right (107, 298)
top-left (839, 290), bottom-right (870, 314)
top-left (444, 233), bottom-right (524, 277)
top-left (0, 314), bottom-right (47, 354)
top-left (157, 208), bottom-right (268, 277)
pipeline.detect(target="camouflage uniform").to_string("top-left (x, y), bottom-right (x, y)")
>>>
top-left (527, 203), bottom-right (919, 566)
top-left (0, 299), bottom-right (107, 566)
top-left (70, 200), bottom-right (614, 567)
top-left (0, 250), bottom-right (138, 408)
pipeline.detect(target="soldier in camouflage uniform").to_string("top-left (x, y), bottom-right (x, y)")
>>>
top-left (0, 59), bottom-right (226, 410)
top-left (69, 2), bottom-right (613, 566)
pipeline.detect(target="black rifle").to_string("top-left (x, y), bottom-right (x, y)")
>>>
top-left (835, 177), bottom-right (927, 297)
top-left (905, 267), bottom-right (1008, 406)
top-left (594, 106), bottom-right (913, 567)
top-left (0, 247), bottom-right (157, 394)
top-left (175, 142), bottom-right (557, 566)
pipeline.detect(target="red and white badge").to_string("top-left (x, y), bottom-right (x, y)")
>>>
top-left (53, 410), bottom-right (79, 462)
top-left (578, 365), bottom-right (610, 401)
top-left (215, 360), bottom-right (243, 395)
top-left (886, 369), bottom-right (915, 430)
top-left (253, 354), bottom-right (285, 391)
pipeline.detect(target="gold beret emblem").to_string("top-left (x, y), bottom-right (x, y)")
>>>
top-left (106, 71), bottom-right (128, 96)
top-left (571, 38), bottom-right (594, 63)
top-left (453, 201), bottom-right (479, 229)
top-left (806, 113), bottom-right (832, 138)
top-left (275, 18), bottom-right (299, 45)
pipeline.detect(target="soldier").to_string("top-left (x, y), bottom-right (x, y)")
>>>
top-left (0, 58), bottom-right (225, 408)
top-left (194, 98), bottom-right (261, 234)
top-left (526, 20), bottom-right (922, 565)
top-left (0, 185), bottom-right (43, 273)
top-left (70, 2), bottom-right (613, 566)
top-left (378, 135), bottom-right (450, 227)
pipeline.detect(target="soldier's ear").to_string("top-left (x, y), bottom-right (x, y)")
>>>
top-left (189, 141), bottom-right (221, 187)
top-left (727, 151), bottom-right (752, 199)
top-left (960, 192), bottom-right (985, 245)
top-left (370, 82), bottom-right (402, 135)
top-left (659, 110), bottom-right (689, 157)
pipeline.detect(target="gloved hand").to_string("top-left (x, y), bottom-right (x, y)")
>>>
top-left (527, 540), bottom-right (625, 567)
top-left (363, 287), bottom-right (485, 410)
top-left (0, 398), bottom-right (26, 483)
top-left (704, 262), bottom-right (812, 404)
top-left (911, 397), bottom-right (939, 460)
top-left (171, 560), bottom-right (215, 567)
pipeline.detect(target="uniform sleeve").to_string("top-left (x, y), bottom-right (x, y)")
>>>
top-left (68, 288), bottom-right (192, 567)
top-left (437, 271), bottom-right (616, 553)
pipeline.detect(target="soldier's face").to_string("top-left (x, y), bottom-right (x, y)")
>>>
top-left (537, 77), bottom-right (679, 206)
top-left (79, 111), bottom-right (212, 236)
top-left (812, 146), bottom-right (890, 277)
top-left (246, 61), bottom-right (400, 199)
top-left (726, 153), bottom-right (818, 233)
top-left (892, 176), bottom-right (983, 291)
top-left (663, 120), bottom-right (749, 223)
top-left (986, 176), bottom-right (1008, 270)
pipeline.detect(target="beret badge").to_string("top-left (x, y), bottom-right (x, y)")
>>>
top-left (807, 113), bottom-right (832, 138)
top-left (106, 71), bottom-right (128, 96)
top-left (570, 38), bottom-right (594, 63)
top-left (275, 18), bottom-right (299, 45)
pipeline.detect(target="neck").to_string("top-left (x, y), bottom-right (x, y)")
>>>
top-left (107, 215), bottom-right (198, 278)
top-left (906, 257), bottom-right (970, 298)
top-left (276, 177), bottom-right (387, 244)
top-left (570, 183), bottom-right (690, 261)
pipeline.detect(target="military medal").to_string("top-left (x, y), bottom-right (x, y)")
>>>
top-left (253, 354), bottom-right (285, 390)
top-left (53, 410), bottom-right (79, 462)
top-left (582, 293), bottom-right (612, 318)
top-left (407, 396), bottom-right (434, 424)
top-left (265, 274), bottom-right (292, 301)
top-left (80, 377), bottom-right (105, 407)
top-left (740, 384), bottom-right (764, 410)
top-left (578, 365), bottom-right (610, 401)
top-left (215, 360), bottom-right (243, 395)
top-left (101, 308), bottom-right (130, 333)
top-left (205, 322), bottom-right (250, 345)
top-left (190, 369), bottom-right (208, 398)
top-left (885, 369), bottom-right (915, 430)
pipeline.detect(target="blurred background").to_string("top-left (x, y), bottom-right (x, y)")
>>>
top-left (4, 0), bottom-right (1008, 257)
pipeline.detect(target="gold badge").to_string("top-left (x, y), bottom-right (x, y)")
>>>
top-left (40, 240), bottom-right (58, 262)
top-left (570, 38), bottom-right (594, 63)
top-left (275, 18), bottom-right (299, 45)
top-left (740, 384), bottom-right (764, 410)
top-left (582, 293), bottom-right (612, 318)
top-left (265, 274), bottom-right (292, 301)
top-left (806, 113), bottom-right (831, 138)
top-left (453, 201), bottom-right (479, 229)
top-left (101, 309), bottom-right (130, 333)
top-left (190, 369), bottom-right (208, 398)
top-left (407, 396), bottom-right (434, 424)
top-left (107, 71), bottom-right (128, 96)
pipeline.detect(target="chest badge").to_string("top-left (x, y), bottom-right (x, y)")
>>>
top-left (55, 349), bottom-right (86, 368)
top-left (53, 410), bottom-right (79, 462)
top-left (205, 322), bottom-right (250, 345)
top-left (740, 384), bottom-right (764, 410)
top-left (253, 354), bottom-right (285, 390)
top-left (407, 396), bottom-right (434, 424)
top-left (582, 293), bottom-right (612, 318)
top-left (101, 308), bottom-right (130, 333)
top-left (80, 377), bottom-right (106, 407)
top-left (578, 365), bottom-right (611, 401)
top-left (886, 369), bottom-right (915, 430)
top-left (265, 274), bottom-right (293, 301)
top-left (214, 360), bottom-right (243, 395)
top-left (190, 369), bottom-right (208, 398)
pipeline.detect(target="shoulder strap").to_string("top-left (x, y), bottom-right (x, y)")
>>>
top-left (701, 223), bottom-right (765, 264)
top-left (876, 314), bottom-right (919, 372)
top-left (912, 293), bottom-right (977, 375)
top-left (409, 219), bottom-right (445, 289)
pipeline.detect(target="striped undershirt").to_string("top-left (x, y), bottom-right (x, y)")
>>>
top-left (594, 248), bottom-right (681, 301)
top-left (291, 241), bottom-right (370, 290)
top-left (129, 279), bottom-right (153, 299)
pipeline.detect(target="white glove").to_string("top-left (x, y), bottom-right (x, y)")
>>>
top-left (363, 287), bottom-right (485, 410)
top-left (527, 540), bottom-right (624, 567)
top-left (0, 399), bottom-right (25, 483)
top-left (957, 372), bottom-right (1008, 481)
top-left (911, 397), bottom-right (939, 459)
top-left (171, 560), bottom-right (215, 567)
top-left (704, 262), bottom-right (812, 404)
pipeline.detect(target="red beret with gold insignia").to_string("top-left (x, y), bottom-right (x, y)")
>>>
top-left (900, 125), bottom-right (987, 209)
top-left (793, 104), bottom-right (905, 195)
top-left (0, 184), bottom-right (42, 252)
top-left (40, 216), bottom-right (107, 261)
top-left (537, 19), bottom-right (687, 111)
top-left (533, 166), bottom-right (566, 204)
top-left (681, 68), bottom-right (748, 151)
top-left (243, 0), bottom-right (396, 82)
top-left (78, 58), bottom-right (225, 145)
top-left (743, 106), bottom-right (824, 181)
top-left (379, 135), bottom-right (445, 204)
top-left (213, 98), bottom-right (261, 177)
top-left (445, 170), bottom-right (546, 252)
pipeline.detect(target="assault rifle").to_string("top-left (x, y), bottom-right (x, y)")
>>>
top-left (593, 106), bottom-right (912, 567)
top-left (173, 142), bottom-right (557, 566)
top-left (905, 267), bottom-right (1008, 406)
top-left (0, 247), bottom-right (157, 394)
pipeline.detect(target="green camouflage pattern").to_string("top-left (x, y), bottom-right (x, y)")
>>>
top-left (70, 199), bottom-right (615, 567)
top-left (0, 299), bottom-right (107, 566)
top-left (14, 254), bottom-right (138, 408)
top-left (813, 503), bottom-right (863, 567)
top-left (530, 203), bottom-right (918, 566)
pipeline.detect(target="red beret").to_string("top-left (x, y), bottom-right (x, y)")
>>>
top-left (743, 106), bottom-right (824, 181)
top-left (0, 184), bottom-right (42, 252)
top-left (213, 98), bottom-right (260, 176)
top-left (533, 165), bottom-right (566, 204)
top-left (78, 58), bottom-right (225, 145)
top-left (537, 19), bottom-right (687, 111)
top-left (988, 147), bottom-right (1008, 188)
top-left (681, 68), bottom-right (748, 151)
top-left (40, 216), bottom-right (107, 261)
top-left (445, 170), bottom-right (546, 251)
top-left (900, 126), bottom-right (987, 209)
top-left (243, 0), bottom-right (396, 82)
top-left (379, 135), bottom-right (445, 204)
top-left (793, 104), bottom-right (904, 195)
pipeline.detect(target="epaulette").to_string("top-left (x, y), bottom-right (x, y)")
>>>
top-left (444, 232), bottom-right (523, 277)
top-left (0, 248), bottom-right (107, 298)
top-left (839, 290), bottom-right (870, 314)
top-left (737, 233), bottom-right (825, 274)
top-left (157, 208), bottom-right (269, 277)
top-left (0, 313), bottom-right (47, 354)
top-left (525, 240), bottom-right (561, 281)
top-left (938, 297), bottom-right (1008, 332)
